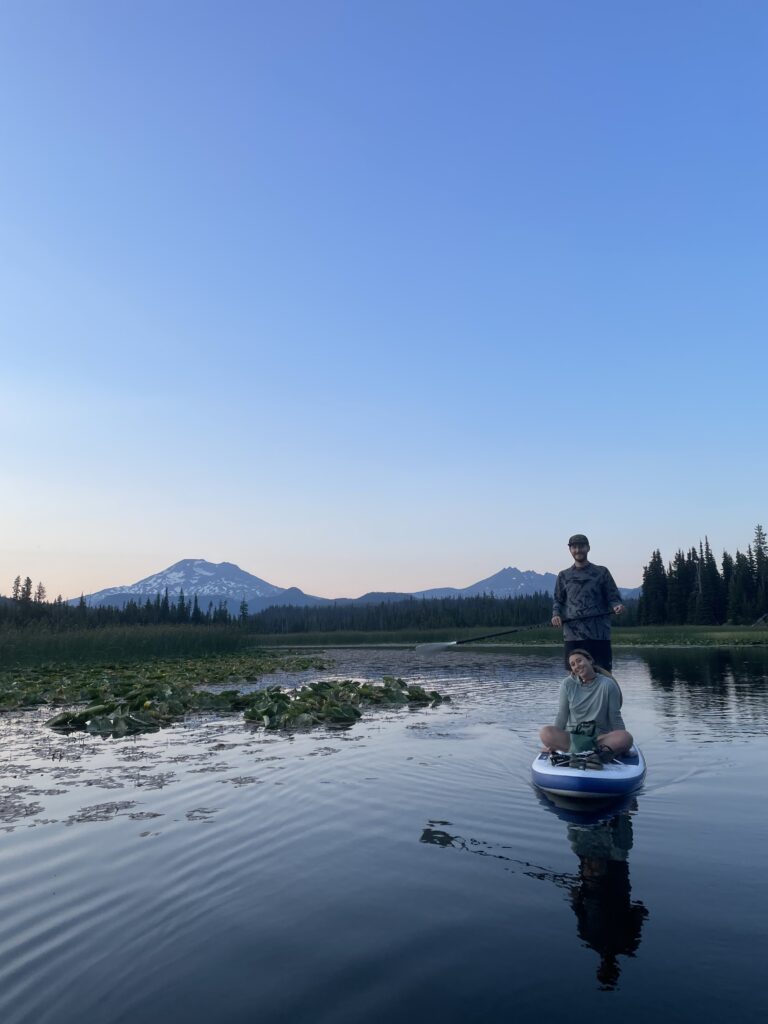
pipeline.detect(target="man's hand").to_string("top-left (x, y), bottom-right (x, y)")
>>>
top-left (613, 604), bottom-right (625, 616)
top-left (551, 615), bottom-right (562, 627)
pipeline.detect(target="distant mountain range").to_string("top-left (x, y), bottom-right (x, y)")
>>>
top-left (78, 559), bottom-right (640, 615)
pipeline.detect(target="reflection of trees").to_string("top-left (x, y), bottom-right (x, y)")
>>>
top-left (419, 809), bottom-right (648, 991)
top-left (642, 648), bottom-right (768, 736)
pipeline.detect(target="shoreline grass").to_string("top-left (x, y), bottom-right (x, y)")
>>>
top-left (1, 622), bottom-right (766, 670)
top-left (246, 625), bottom-right (768, 648)
top-left (0, 625), bottom-right (255, 667)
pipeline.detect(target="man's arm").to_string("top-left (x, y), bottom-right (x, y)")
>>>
top-left (602, 568), bottom-right (625, 616)
top-left (552, 571), bottom-right (566, 627)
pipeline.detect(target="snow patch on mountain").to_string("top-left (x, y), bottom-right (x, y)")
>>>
top-left (84, 559), bottom-right (285, 606)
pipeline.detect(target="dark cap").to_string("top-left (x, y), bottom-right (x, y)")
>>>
top-left (568, 534), bottom-right (590, 547)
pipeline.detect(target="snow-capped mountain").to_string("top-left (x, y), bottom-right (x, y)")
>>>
top-left (85, 559), bottom-right (281, 603)
top-left (81, 559), bottom-right (326, 613)
top-left (413, 566), bottom-right (560, 599)
top-left (77, 559), bottom-right (639, 614)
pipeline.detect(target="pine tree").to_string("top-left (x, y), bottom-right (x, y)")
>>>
top-left (754, 523), bottom-right (767, 559)
top-left (753, 524), bottom-right (768, 618)
top-left (34, 582), bottom-right (47, 604)
top-left (727, 551), bottom-right (754, 623)
top-left (666, 551), bottom-right (688, 624)
top-left (721, 551), bottom-right (734, 597)
top-left (746, 546), bottom-right (758, 621)
top-left (639, 550), bottom-right (667, 623)
top-left (695, 537), bottom-right (724, 624)
top-left (12, 576), bottom-right (21, 601)
top-left (212, 600), bottom-right (230, 624)
top-left (685, 547), bottom-right (701, 624)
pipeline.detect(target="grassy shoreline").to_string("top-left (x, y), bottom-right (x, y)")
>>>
top-left (253, 625), bottom-right (768, 648)
top-left (1, 623), bottom-right (767, 669)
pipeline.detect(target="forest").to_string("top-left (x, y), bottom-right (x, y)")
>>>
top-left (638, 524), bottom-right (768, 625)
top-left (0, 585), bottom-right (564, 635)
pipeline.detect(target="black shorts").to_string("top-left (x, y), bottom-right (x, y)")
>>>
top-left (564, 638), bottom-right (613, 672)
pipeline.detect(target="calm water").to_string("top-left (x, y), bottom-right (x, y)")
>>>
top-left (1, 646), bottom-right (766, 1023)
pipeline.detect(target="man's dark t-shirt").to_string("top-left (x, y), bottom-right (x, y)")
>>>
top-left (553, 564), bottom-right (622, 641)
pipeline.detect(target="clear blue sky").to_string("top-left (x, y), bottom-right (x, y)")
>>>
top-left (1, 1), bottom-right (765, 599)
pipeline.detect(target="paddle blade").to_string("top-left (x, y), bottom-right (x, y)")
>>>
top-left (414, 641), bottom-right (457, 653)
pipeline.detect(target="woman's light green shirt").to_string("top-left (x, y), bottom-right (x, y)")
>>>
top-left (554, 674), bottom-right (625, 734)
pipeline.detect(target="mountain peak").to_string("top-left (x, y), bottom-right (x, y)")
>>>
top-left (81, 559), bottom-right (286, 606)
top-left (75, 559), bottom-right (640, 614)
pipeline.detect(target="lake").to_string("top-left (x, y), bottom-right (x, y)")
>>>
top-left (1, 646), bottom-right (766, 1023)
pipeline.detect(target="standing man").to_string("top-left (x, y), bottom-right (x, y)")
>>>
top-left (552, 534), bottom-right (625, 670)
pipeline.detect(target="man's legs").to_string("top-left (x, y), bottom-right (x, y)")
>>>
top-left (563, 638), bottom-right (613, 672)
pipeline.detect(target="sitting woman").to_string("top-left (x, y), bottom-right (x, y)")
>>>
top-left (540, 649), bottom-right (633, 763)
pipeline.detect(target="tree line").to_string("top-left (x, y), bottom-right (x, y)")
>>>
top-left (247, 593), bottom-right (558, 634)
top-left (1, 584), bottom-right (576, 635)
top-left (1, 582), bottom-right (239, 629)
top-left (638, 525), bottom-right (768, 625)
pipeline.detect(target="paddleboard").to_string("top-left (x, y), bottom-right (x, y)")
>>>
top-left (532, 746), bottom-right (646, 799)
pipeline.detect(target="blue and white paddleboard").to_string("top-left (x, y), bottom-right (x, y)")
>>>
top-left (531, 746), bottom-right (646, 799)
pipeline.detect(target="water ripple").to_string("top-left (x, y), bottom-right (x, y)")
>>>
top-left (0, 647), bottom-right (766, 1023)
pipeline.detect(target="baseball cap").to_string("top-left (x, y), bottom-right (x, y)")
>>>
top-left (568, 534), bottom-right (590, 546)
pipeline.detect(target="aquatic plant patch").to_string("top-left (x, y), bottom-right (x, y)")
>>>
top-left (0, 652), bottom-right (324, 734)
top-left (0, 653), bottom-right (448, 738)
top-left (242, 677), bottom-right (449, 730)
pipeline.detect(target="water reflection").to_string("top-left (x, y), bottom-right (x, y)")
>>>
top-left (419, 821), bottom-right (520, 865)
top-left (530, 798), bottom-right (648, 990)
top-left (639, 648), bottom-right (768, 737)
top-left (642, 646), bottom-right (768, 688)
top-left (419, 800), bottom-right (648, 991)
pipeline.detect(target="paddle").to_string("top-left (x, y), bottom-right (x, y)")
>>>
top-left (414, 612), bottom-right (614, 653)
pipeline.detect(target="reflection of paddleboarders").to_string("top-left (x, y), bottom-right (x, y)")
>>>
top-left (567, 813), bottom-right (648, 990)
top-left (419, 809), bottom-right (648, 990)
